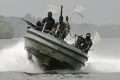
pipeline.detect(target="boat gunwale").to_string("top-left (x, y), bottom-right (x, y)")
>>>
top-left (25, 36), bottom-right (86, 65)
top-left (26, 28), bottom-right (88, 59)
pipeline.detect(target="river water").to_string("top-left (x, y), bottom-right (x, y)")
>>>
top-left (0, 38), bottom-right (120, 80)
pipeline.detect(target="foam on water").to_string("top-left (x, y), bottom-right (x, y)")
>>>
top-left (84, 54), bottom-right (120, 73)
top-left (84, 38), bottom-right (120, 73)
top-left (0, 39), bottom-right (43, 73)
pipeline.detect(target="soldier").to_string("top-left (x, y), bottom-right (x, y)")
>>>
top-left (35, 21), bottom-right (43, 31)
top-left (81, 33), bottom-right (93, 53)
top-left (62, 16), bottom-right (70, 39)
top-left (51, 5), bottom-right (67, 39)
top-left (75, 35), bottom-right (85, 49)
top-left (42, 11), bottom-right (55, 33)
top-left (54, 16), bottom-right (66, 39)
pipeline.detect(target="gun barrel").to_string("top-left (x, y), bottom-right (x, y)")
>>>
top-left (59, 5), bottom-right (63, 25)
top-left (21, 18), bottom-right (36, 28)
top-left (60, 5), bottom-right (63, 17)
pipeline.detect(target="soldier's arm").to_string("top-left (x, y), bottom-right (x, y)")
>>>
top-left (54, 22), bottom-right (59, 28)
top-left (52, 19), bottom-right (55, 27)
top-left (82, 45), bottom-right (90, 51)
top-left (42, 18), bottom-right (47, 24)
top-left (89, 40), bottom-right (93, 48)
top-left (53, 19), bottom-right (55, 25)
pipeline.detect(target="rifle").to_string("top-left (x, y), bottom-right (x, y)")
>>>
top-left (60, 5), bottom-right (63, 25)
top-left (21, 18), bottom-right (36, 28)
top-left (70, 34), bottom-right (83, 40)
top-left (55, 5), bottom-right (63, 35)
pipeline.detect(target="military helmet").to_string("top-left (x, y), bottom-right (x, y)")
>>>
top-left (86, 33), bottom-right (91, 37)
top-left (36, 21), bottom-right (42, 26)
top-left (48, 11), bottom-right (52, 17)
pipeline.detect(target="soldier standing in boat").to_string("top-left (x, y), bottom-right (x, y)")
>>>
top-left (42, 11), bottom-right (55, 33)
top-left (54, 16), bottom-right (66, 39)
top-left (53, 6), bottom-right (70, 39)
top-left (63, 16), bottom-right (70, 38)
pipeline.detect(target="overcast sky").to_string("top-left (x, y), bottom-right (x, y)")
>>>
top-left (0, 0), bottom-right (120, 25)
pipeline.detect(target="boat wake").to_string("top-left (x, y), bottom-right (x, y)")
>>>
top-left (84, 39), bottom-right (120, 73)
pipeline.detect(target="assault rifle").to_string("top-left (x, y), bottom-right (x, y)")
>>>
top-left (55, 5), bottom-right (63, 34)
top-left (21, 18), bottom-right (36, 29)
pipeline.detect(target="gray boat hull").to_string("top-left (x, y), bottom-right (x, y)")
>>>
top-left (24, 28), bottom-right (88, 71)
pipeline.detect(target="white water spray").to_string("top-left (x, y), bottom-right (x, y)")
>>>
top-left (0, 39), bottom-right (43, 73)
top-left (84, 38), bottom-right (120, 73)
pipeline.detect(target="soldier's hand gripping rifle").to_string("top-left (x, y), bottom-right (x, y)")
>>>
top-left (21, 18), bottom-right (36, 29)
top-left (55, 5), bottom-right (63, 35)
